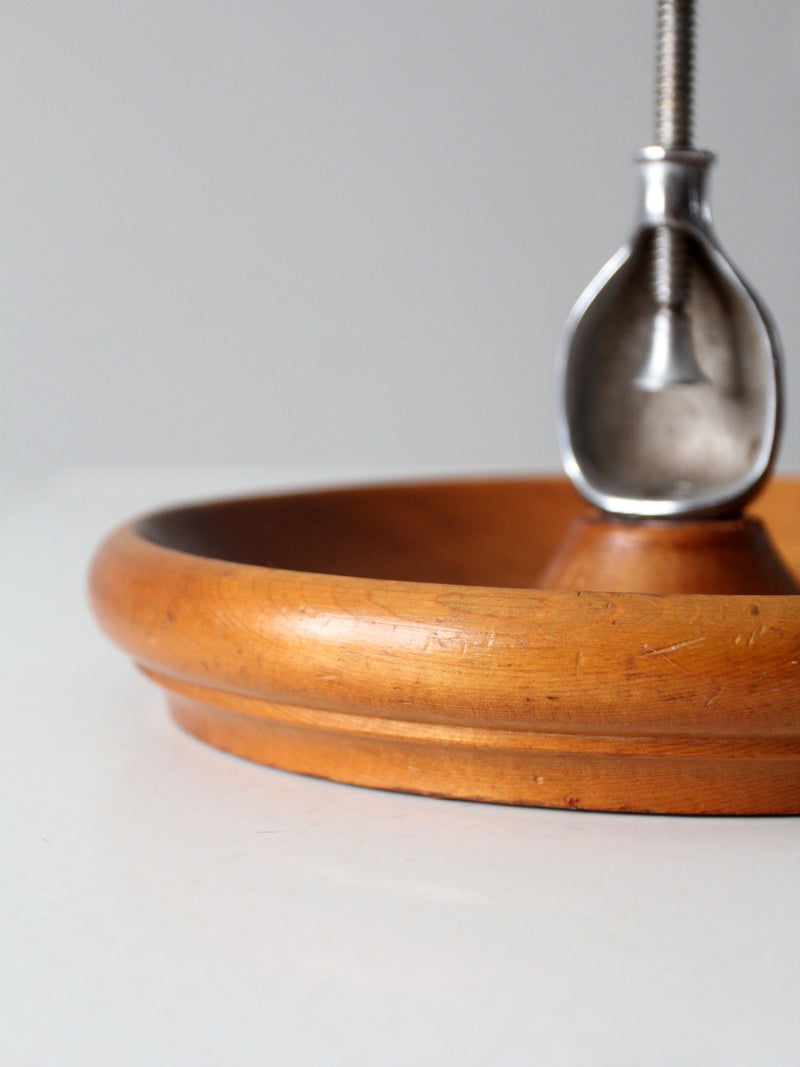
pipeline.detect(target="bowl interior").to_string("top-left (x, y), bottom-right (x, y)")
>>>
top-left (138, 476), bottom-right (800, 590)
top-left (138, 478), bottom-right (593, 588)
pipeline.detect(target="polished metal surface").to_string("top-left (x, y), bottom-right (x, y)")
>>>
top-left (558, 151), bottom-right (781, 518)
top-left (557, 0), bottom-right (782, 519)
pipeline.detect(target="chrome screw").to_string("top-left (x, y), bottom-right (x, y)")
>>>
top-left (650, 0), bottom-right (695, 366)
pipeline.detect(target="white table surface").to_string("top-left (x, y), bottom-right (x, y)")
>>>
top-left (4, 465), bottom-right (800, 1066)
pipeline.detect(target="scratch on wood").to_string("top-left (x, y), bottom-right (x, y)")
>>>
top-left (640, 646), bottom-right (682, 670)
top-left (639, 635), bottom-right (705, 669)
top-left (744, 623), bottom-right (770, 648)
top-left (705, 686), bottom-right (723, 707)
top-left (646, 636), bottom-right (706, 655)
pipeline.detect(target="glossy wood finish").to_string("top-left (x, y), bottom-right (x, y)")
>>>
top-left (90, 477), bottom-right (800, 813)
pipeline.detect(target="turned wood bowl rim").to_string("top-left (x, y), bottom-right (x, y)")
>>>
top-left (114, 473), bottom-right (800, 602)
top-left (90, 475), bottom-right (800, 731)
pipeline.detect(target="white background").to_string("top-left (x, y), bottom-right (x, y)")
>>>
top-left (5, 5), bottom-right (800, 1063)
top-left (4, 466), bottom-right (800, 1066)
top-left (4, 0), bottom-right (800, 474)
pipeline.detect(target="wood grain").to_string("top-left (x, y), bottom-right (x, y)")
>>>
top-left (90, 476), bottom-right (800, 813)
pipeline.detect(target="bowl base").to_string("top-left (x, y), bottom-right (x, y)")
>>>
top-left (164, 683), bottom-right (800, 815)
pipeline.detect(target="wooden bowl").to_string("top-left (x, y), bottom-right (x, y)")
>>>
top-left (90, 477), bottom-right (800, 814)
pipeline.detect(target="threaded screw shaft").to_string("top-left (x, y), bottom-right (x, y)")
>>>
top-left (652, 0), bottom-right (695, 314)
top-left (655, 0), bottom-right (694, 148)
